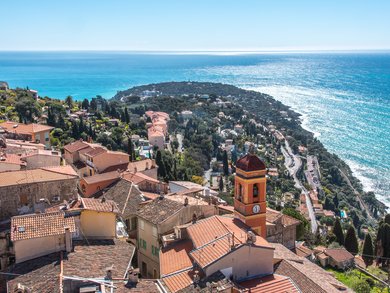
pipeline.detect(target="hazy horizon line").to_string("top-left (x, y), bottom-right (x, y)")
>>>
top-left (1, 49), bottom-right (390, 55)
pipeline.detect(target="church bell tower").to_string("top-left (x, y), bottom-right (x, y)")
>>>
top-left (234, 145), bottom-right (267, 238)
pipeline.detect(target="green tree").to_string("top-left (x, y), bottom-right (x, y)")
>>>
top-left (156, 150), bottom-right (166, 179)
top-left (352, 279), bottom-right (371, 293)
top-left (65, 95), bottom-right (73, 108)
top-left (344, 226), bottom-right (359, 254)
top-left (82, 98), bottom-right (89, 110)
top-left (222, 150), bottom-right (229, 176)
top-left (15, 97), bottom-right (41, 123)
top-left (333, 218), bottom-right (344, 246)
top-left (124, 107), bottom-right (130, 124)
top-left (362, 233), bottom-right (374, 267)
top-left (219, 176), bottom-right (224, 192)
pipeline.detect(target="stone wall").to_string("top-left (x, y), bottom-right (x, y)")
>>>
top-left (0, 178), bottom-right (78, 221)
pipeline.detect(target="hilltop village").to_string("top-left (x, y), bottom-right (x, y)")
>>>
top-left (0, 81), bottom-right (389, 292)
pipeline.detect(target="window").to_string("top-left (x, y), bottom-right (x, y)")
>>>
top-left (152, 245), bottom-right (160, 256)
top-left (138, 238), bottom-right (147, 250)
top-left (139, 219), bottom-right (145, 230)
top-left (253, 184), bottom-right (259, 197)
top-left (152, 226), bottom-right (157, 237)
top-left (19, 194), bottom-right (28, 205)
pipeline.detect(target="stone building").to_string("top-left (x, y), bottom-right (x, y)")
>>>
top-left (0, 166), bottom-right (79, 221)
top-left (266, 208), bottom-right (301, 249)
top-left (136, 196), bottom-right (216, 278)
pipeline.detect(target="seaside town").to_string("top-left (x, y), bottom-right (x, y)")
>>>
top-left (0, 80), bottom-right (389, 293)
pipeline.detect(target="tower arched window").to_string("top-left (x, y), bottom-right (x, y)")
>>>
top-left (253, 184), bottom-right (259, 198)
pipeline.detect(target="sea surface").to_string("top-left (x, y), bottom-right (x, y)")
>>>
top-left (0, 51), bottom-right (389, 207)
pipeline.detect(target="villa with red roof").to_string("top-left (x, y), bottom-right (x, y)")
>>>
top-left (0, 121), bottom-right (54, 148)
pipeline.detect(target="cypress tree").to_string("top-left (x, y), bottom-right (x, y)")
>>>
top-left (78, 117), bottom-right (85, 133)
top-left (71, 121), bottom-right (79, 139)
top-left (345, 226), bottom-right (359, 255)
top-left (333, 218), bottom-right (344, 246)
top-left (124, 107), bottom-right (130, 124)
top-left (128, 139), bottom-right (134, 161)
top-left (362, 233), bottom-right (374, 267)
top-left (219, 176), bottom-right (224, 192)
top-left (156, 150), bottom-right (166, 179)
top-left (222, 150), bottom-right (229, 176)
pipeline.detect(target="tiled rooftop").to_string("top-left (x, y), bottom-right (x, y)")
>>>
top-left (0, 121), bottom-right (53, 135)
top-left (11, 212), bottom-right (76, 241)
top-left (137, 196), bottom-right (184, 225)
top-left (266, 208), bottom-right (301, 227)
top-left (160, 240), bottom-right (194, 276)
top-left (3, 252), bottom-right (61, 293)
top-left (101, 179), bottom-right (145, 218)
top-left (81, 170), bottom-right (121, 184)
top-left (162, 269), bottom-right (197, 293)
top-left (0, 165), bottom-right (78, 187)
top-left (63, 239), bottom-right (134, 279)
top-left (2, 239), bottom-right (136, 293)
top-left (238, 274), bottom-right (300, 293)
top-left (274, 248), bottom-right (351, 293)
top-left (81, 197), bottom-right (120, 213)
top-left (63, 140), bottom-right (90, 153)
top-left (122, 171), bottom-right (160, 184)
top-left (0, 153), bottom-right (26, 166)
top-left (325, 248), bottom-right (354, 262)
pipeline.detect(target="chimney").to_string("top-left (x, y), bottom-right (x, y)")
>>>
top-left (159, 192), bottom-right (164, 200)
top-left (127, 268), bottom-right (139, 284)
top-left (101, 196), bottom-right (106, 203)
top-left (231, 232), bottom-right (235, 249)
top-left (184, 197), bottom-right (189, 206)
top-left (65, 227), bottom-right (72, 252)
top-left (105, 267), bottom-right (113, 280)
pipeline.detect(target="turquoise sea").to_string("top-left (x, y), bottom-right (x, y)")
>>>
top-left (0, 51), bottom-right (389, 207)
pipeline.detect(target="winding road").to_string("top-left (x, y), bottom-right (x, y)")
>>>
top-left (282, 141), bottom-right (318, 233)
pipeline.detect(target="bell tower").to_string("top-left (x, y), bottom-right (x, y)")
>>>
top-left (234, 145), bottom-right (267, 238)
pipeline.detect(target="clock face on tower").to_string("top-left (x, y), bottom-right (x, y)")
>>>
top-left (252, 204), bottom-right (260, 214)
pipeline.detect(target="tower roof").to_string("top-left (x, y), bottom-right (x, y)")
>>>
top-left (236, 153), bottom-right (266, 172)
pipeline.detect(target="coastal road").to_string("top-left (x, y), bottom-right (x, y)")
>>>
top-left (282, 141), bottom-right (318, 233)
top-left (338, 168), bottom-right (373, 221)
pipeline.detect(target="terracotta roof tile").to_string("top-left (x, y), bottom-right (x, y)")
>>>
top-left (85, 146), bottom-right (107, 157)
top-left (295, 245), bottom-right (313, 258)
top-left (81, 197), bottom-right (120, 213)
top-left (137, 197), bottom-right (184, 224)
top-left (3, 252), bottom-right (61, 293)
top-left (324, 248), bottom-right (354, 262)
top-left (236, 153), bottom-right (266, 172)
top-left (190, 234), bottom-right (237, 269)
top-left (238, 274), bottom-right (300, 293)
top-left (0, 121), bottom-right (53, 135)
top-left (81, 170), bottom-right (121, 184)
top-left (187, 216), bottom-right (230, 248)
top-left (0, 166), bottom-right (78, 187)
top-left (63, 239), bottom-right (135, 279)
top-left (160, 240), bottom-right (194, 276)
top-left (0, 153), bottom-right (26, 166)
top-left (122, 171), bottom-right (160, 184)
top-left (63, 140), bottom-right (90, 153)
top-left (101, 179), bottom-right (145, 218)
top-left (11, 212), bottom-right (76, 241)
top-left (162, 269), bottom-right (196, 293)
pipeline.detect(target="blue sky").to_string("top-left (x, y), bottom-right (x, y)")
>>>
top-left (1, 0), bottom-right (389, 51)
